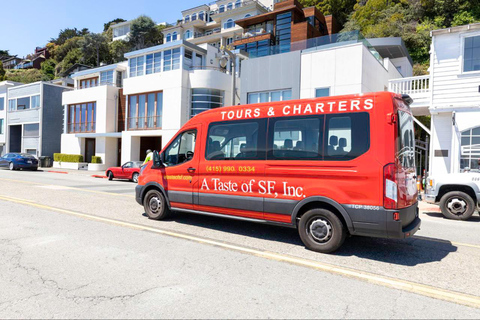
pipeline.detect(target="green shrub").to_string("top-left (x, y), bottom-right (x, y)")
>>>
top-left (53, 153), bottom-right (84, 163)
top-left (91, 156), bottom-right (102, 164)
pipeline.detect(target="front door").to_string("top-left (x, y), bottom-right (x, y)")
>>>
top-left (161, 127), bottom-right (199, 210)
top-left (85, 138), bottom-right (95, 163)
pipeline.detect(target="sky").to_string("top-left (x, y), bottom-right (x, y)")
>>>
top-left (0, 0), bottom-right (203, 57)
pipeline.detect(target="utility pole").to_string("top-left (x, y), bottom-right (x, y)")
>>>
top-left (220, 47), bottom-right (236, 106)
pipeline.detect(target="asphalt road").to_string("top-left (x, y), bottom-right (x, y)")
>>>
top-left (0, 169), bottom-right (480, 318)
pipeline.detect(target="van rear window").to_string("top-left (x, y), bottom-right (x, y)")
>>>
top-left (397, 110), bottom-right (415, 168)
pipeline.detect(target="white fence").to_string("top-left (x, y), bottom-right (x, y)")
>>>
top-left (388, 75), bottom-right (430, 97)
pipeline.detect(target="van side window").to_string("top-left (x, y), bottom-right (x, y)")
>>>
top-left (268, 116), bottom-right (323, 160)
top-left (163, 130), bottom-right (197, 166)
top-left (397, 110), bottom-right (415, 168)
top-left (325, 112), bottom-right (370, 161)
top-left (206, 120), bottom-right (266, 160)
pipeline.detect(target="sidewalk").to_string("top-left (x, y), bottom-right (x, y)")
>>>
top-left (40, 167), bottom-right (106, 178)
top-left (418, 200), bottom-right (441, 213)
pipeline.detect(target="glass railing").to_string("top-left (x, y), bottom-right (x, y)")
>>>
top-left (127, 116), bottom-right (162, 130)
top-left (68, 122), bottom-right (96, 133)
top-left (245, 31), bottom-right (383, 63)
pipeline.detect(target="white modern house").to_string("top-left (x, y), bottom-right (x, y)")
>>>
top-left (162, 0), bottom-right (273, 48)
top-left (112, 20), bottom-right (168, 42)
top-left (389, 23), bottom-right (480, 175)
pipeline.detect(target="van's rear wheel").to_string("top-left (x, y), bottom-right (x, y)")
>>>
top-left (439, 191), bottom-right (475, 220)
top-left (143, 189), bottom-right (170, 220)
top-left (298, 209), bottom-right (346, 253)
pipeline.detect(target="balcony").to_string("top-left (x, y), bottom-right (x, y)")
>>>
top-left (388, 75), bottom-right (431, 115)
top-left (127, 116), bottom-right (162, 130)
top-left (68, 122), bottom-right (96, 134)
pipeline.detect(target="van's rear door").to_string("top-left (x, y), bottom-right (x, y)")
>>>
top-left (395, 99), bottom-right (418, 210)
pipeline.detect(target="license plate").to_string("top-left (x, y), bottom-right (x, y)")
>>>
top-left (27, 161), bottom-right (32, 164)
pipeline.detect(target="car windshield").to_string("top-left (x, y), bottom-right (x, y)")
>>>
top-left (18, 153), bottom-right (36, 158)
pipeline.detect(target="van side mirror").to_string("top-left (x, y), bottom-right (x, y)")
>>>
top-left (152, 150), bottom-right (163, 169)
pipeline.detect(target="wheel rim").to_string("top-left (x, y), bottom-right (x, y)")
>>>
top-left (9, 163), bottom-right (13, 170)
top-left (133, 174), bottom-right (138, 183)
top-left (307, 217), bottom-right (333, 243)
top-left (148, 195), bottom-right (162, 214)
top-left (446, 197), bottom-right (467, 215)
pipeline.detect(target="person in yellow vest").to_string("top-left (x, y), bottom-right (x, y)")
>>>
top-left (143, 149), bottom-right (153, 165)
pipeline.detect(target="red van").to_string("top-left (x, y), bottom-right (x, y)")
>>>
top-left (135, 92), bottom-right (420, 253)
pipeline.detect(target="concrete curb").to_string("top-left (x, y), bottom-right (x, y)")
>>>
top-left (92, 175), bottom-right (108, 179)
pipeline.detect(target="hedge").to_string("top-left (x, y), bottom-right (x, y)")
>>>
top-left (91, 156), bottom-right (102, 164)
top-left (53, 153), bottom-right (84, 163)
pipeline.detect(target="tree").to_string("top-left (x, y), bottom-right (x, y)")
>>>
top-left (80, 33), bottom-right (109, 67)
top-left (0, 61), bottom-right (5, 81)
top-left (109, 40), bottom-right (131, 63)
top-left (41, 59), bottom-right (56, 80)
top-left (104, 18), bottom-right (126, 32)
top-left (55, 48), bottom-right (83, 76)
top-left (51, 28), bottom-right (90, 45)
top-left (129, 15), bottom-right (164, 50)
top-left (299, 0), bottom-right (357, 26)
top-left (5, 69), bottom-right (50, 83)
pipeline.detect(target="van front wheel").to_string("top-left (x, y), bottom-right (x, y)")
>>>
top-left (298, 209), bottom-right (346, 253)
top-left (144, 189), bottom-right (170, 220)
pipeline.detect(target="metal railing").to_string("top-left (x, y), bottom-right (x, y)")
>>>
top-left (68, 122), bottom-right (96, 133)
top-left (388, 75), bottom-right (430, 96)
top-left (127, 116), bottom-right (162, 130)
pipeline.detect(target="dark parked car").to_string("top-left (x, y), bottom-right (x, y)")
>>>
top-left (0, 153), bottom-right (39, 171)
top-left (106, 161), bottom-right (143, 183)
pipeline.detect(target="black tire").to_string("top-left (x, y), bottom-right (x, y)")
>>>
top-left (132, 172), bottom-right (139, 183)
top-left (143, 189), bottom-right (170, 220)
top-left (107, 171), bottom-right (113, 181)
top-left (9, 162), bottom-right (14, 171)
top-left (31, 167), bottom-right (37, 171)
top-left (439, 191), bottom-right (475, 220)
top-left (298, 208), bottom-right (346, 253)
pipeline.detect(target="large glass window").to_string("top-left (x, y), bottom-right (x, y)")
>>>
top-left (191, 13), bottom-right (197, 21)
top-left (315, 88), bottom-right (330, 98)
top-left (24, 123), bottom-right (39, 137)
top-left (270, 117), bottom-right (322, 160)
top-left (100, 70), bottom-right (114, 85)
top-left (17, 97), bottom-right (30, 110)
top-left (128, 91), bottom-right (163, 130)
top-left (464, 36), bottom-right (480, 72)
top-left (79, 77), bottom-right (98, 88)
top-left (397, 110), bottom-right (415, 168)
top-left (129, 56), bottom-right (144, 77)
top-left (163, 48), bottom-right (181, 71)
top-left (199, 11), bottom-right (205, 21)
top-left (8, 99), bottom-right (16, 111)
top-left (146, 52), bottom-right (161, 74)
top-left (0, 97), bottom-right (4, 111)
top-left (460, 126), bottom-right (480, 170)
top-left (247, 89), bottom-right (292, 104)
top-left (164, 130), bottom-right (197, 166)
top-left (0, 119), bottom-right (3, 135)
top-left (184, 15), bottom-right (190, 23)
top-left (166, 33), bottom-right (171, 42)
top-left (67, 102), bottom-right (97, 133)
top-left (172, 32), bottom-right (178, 41)
top-left (31, 95), bottom-right (40, 109)
top-left (224, 19), bottom-right (235, 29)
top-left (276, 12), bottom-right (291, 53)
top-left (325, 112), bottom-right (370, 161)
top-left (206, 120), bottom-right (265, 160)
top-left (191, 88), bottom-right (224, 117)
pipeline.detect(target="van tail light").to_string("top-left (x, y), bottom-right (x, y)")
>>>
top-left (384, 163), bottom-right (398, 209)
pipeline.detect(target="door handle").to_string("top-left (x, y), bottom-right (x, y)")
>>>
top-left (187, 167), bottom-right (196, 173)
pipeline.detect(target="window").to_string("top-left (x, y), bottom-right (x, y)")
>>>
top-left (235, 0), bottom-right (242, 8)
top-left (0, 119), bottom-right (3, 135)
top-left (25, 149), bottom-right (36, 156)
top-left (0, 97), bottom-right (4, 111)
top-left (30, 95), bottom-right (40, 109)
top-left (163, 130), bottom-right (197, 166)
top-left (184, 30), bottom-right (192, 39)
top-left (206, 120), bottom-right (266, 160)
top-left (315, 88), bottom-right (330, 98)
top-left (123, 162), bottom-right (133, 168)
top-left (24, 123), bottom-right (39, 137)
top-left (17, 97), bottom-right (30, 110)
top-left (219, 5), bottom-right (225, 13)
top-left (199, 11), bottom-right (205, 21)
top-left (146, 52), bottom-right (161, 74)
top-left (166, 33), bottom-right (171, 42)
top-left (326, 113), bottom-right (370, 161)
top-left (236, 38), bottom-right (272, 57)
top-left (247, 89), bottom-right (292, 104)
top-left (227, 2), bottom-right (233, 10)
top-left (185, 15), bottom-right (190, 23)
top-left (129, 56), bottom-right (144, 77)
top-left (128, 91), bottom-right (163, 130)
top-left (460, 126), bottom-right (480, 170)
top-left (100, 70), bottom-right (114, 85)
top-left (244, 14), bottom-right (251, 18)
top-left (113, 25), bottom-right (130, 38)
top-left (68, 102), bottom-right (96, 133)
top-left (163, 48), bottom-right (181, 71)
top-left (80, 77), bottom-right (98, 89)
top-left (464, 35), bottom-right (480, 72)
top-left (191, 13), bottom-right (197, 21)
top-left (276, 12), bottom-right (292, 53)
top-left (172, 32), bottom-right (178, 41)
top-left (224, 19), bottom-right (235, 29)
top-left (191, 88), bottom-right (224, 117)
top-left (269, 117), bottom-right (323, 160)
top-left (8, 99), bottom-right (16, 111)
top-left (397, 110), bottom-right (415, 168)
top-left (226, 37), bottom-right (234, 45)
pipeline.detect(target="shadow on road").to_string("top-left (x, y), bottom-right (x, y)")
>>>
top-left (143, 210), bottom-right (457, 266)
top-left (423, 211), bottom-right (480, 222)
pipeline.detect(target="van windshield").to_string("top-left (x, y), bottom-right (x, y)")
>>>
top-left (397, 110), bottom-right (415, 168)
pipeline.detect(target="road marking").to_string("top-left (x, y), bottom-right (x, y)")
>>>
top-left (0, 177), bottom-right (134, 198)
top-left (413, 235), bottom-right (480, 250)
top-left (1, 194), bottom-right (480, 309)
